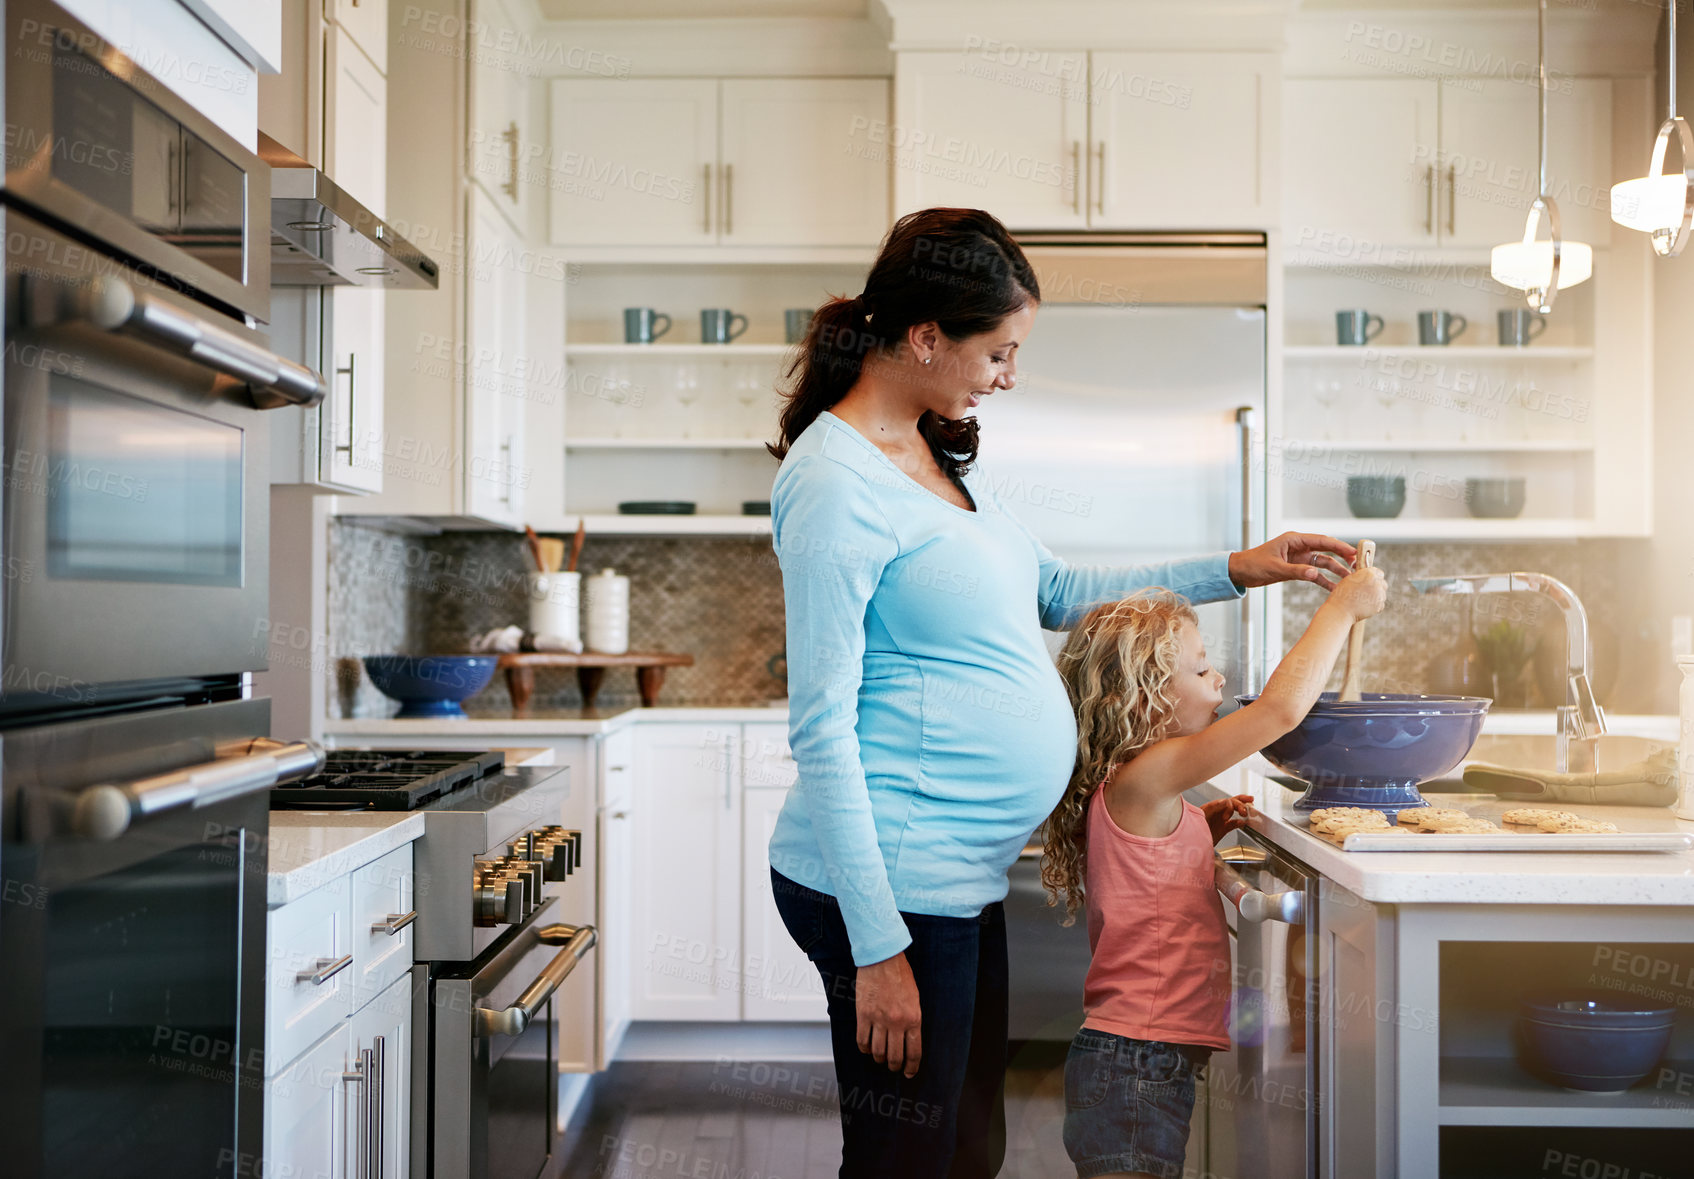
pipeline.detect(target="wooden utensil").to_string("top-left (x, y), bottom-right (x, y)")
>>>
top-left (566, 520), bottom-right (586, 573)
top-left (536, 537), bottom-right (566, 574)
top-left (523, 525), bottom-right (545, 572)
top-left (1338, 539), bottom-right (1377, 703)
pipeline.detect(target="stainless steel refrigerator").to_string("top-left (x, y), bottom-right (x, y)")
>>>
top-left (979, 232), bottom-right (1269, 1044)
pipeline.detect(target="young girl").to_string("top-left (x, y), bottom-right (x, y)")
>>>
top-left (1041, 568), bottom-right (1385, 1179)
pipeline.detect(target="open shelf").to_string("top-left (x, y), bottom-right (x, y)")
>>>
top-left (564, 343), bottom-right (795, 357)
top-left (1280, 439), bottom-right (1594, 453)
top-left (565, 437), bottom-right (770, 450)
top-left (1281, 516), bottom-right (1597, 540)
top-left (1439, 1057), bottom-right (1694, 1128)
top-left (566, 513), bottom-right (772, 536)
top-left (1283, 345), bottom-right (1594, 360)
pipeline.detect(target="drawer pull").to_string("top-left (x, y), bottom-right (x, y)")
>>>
top-left (296, 953), bottom-right (353, 986)
top-left (371, 910), bottom-right (416, 936)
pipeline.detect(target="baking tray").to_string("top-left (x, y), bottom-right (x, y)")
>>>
top-left (1335, 831), bottom-right (1694, 853)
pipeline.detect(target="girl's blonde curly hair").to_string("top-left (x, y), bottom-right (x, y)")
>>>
top-left (1040, 589), bottom-right (1198, 923)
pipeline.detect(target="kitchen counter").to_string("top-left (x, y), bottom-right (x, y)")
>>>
top-left (1192, 762), bottom-right (1694, 906)
top-left (267, 811), bottom-right (424, 907)
top-left (321, 704), bottom-right (791, 739)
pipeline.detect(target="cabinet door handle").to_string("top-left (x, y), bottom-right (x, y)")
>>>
top-left (1446, 163), bottom-right (1456, 235)
top-left (296, 953), bottom-right (353, 986)
top-left (610, 809), bottom-right (629, 820)
top-left (502, 121), bottom-right (520, 203)
top-left (371, 1036), bottom-right (385, 1179)
top-left (1070, 140), bottom-right (1081, 214)
top-left (702, 163), bottom-right (712, 235)
top-left (499, 435), bottom-right (513, 505)
top-left (371, 909), bottom-right (416, 936)
top-left (333, 353), bottom-right (356, 459)
top-left (723, 162), bottom-right (733, 236)
top-left (342, 1049), bottom-right (370, 1179)
top-left (1093, 141), bottom-right (1105, 215)
top-left (1424, 164), bottom-right (1435, 235)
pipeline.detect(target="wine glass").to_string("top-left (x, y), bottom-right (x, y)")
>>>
top-left (1311, 376), bottom-right (1340, 440)
top-left (1373, 375), bottom-right (1398, 441)
top-left (674, 362), bottom-right (700, 438)
top-left (735, 363), bottom-right (767, 437)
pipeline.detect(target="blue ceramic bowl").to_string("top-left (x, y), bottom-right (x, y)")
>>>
top-left (1517, 995), bottom-right (1676, 1093)
top-left (362, 655), bottom-right (499, 718)
top-left (1237, 692), bottom-right (1491, 815)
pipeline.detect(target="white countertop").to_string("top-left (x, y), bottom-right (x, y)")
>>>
top-left (321, 704), bottom-right (792, 739)
top-left (1194, 763), bottom-right (1694, 907)
top-left (267, 811), bottom-right (424, 907)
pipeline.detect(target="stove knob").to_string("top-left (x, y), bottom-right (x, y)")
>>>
top-left (533, 836), bottom-right (572, 882)
top-left (473, 869), bottom-right (525, 927)
top-left (509, 858), bottom-right (545, 900)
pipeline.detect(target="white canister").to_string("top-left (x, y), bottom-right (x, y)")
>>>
top-left (526, 571), bottom-right (581, 647)
top-left (585, 568), bottom-right (630, 654)
top-left (1677, 656), bottom-right (1694, 821)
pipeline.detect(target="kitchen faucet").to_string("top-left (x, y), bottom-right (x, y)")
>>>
top-left (1410, 573), bottom-right (1607, 773)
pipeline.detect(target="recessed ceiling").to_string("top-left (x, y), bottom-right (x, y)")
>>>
top-left (535, 0), bottom-right (866, 18)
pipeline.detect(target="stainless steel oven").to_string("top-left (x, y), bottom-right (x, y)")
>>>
top-left (1202, 830), bottom-right (1320, 1179)
top-left (0, 0), bottom-right (323, 722)
top-left (0, 697), bottom-right (322, 1179)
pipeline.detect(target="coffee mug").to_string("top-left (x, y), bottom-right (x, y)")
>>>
top-left (701, 309), bottom-right (749, 344)
top-left (1336, 310), bottom-right (1385, 347)
top-left (784, 308), bottom-right (815, 345)
top-left (623, 307), bottom-right (671, 344)
top-left (1497, 308), bottom-right (1548, 347)
top-left (1418, 310), bottom-right (1468, 346)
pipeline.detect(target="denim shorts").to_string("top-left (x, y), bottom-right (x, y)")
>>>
top-left (1061, 1028), bottom-right (1211, 1179)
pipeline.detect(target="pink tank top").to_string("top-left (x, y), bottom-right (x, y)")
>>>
top-left (1080, 789), bottom-right (1232, 1050)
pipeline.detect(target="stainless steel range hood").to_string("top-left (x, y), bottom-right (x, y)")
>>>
top-left (263, 134), bottom-right (439, 290)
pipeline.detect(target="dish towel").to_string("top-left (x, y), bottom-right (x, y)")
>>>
top-left (1462, 747), bottom-right (1678, 806)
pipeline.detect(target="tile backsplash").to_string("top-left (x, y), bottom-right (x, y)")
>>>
top-left (1280, 540), bottom-right (1646, 712)
top-left (330, 521), bottom-right (1649, 720)
top-left (329, 520), bottom-right (786, 716)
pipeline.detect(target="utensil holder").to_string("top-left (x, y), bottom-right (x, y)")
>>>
top-left (527, 572), bottom-right (580, 647)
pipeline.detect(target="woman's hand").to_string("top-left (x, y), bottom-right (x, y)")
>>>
top-left (1229, 533), bottom-right (1358, 592)
top-left (1203, 794), bottom-right (1255, 843)
top-left (856, 952), bottom-right (923, 1078)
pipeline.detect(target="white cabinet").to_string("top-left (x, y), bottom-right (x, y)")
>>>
top-left (328, 0), bottom-right (387, 76)
top-left (465, 186), bottom-right (529, 528)
top-left (267, 879), bottom-right (353, 1073)
top-left (349, 844), bottom-right (414, 1009)
top-left (895, 51), bottom-right (1087, 229)
top-left (719, 79), bottom-right (890, 246)
top-left (550, 78), bottom-right (889, 248)
top-left (1284, 78), bottom-right (1439, 250)
top-left (1091, 53), bottom-right (1276, 229)
top-left (741, 788), bottom-right (828, 1021)
top-left (264, 1021), bottom-right (349, 1179)
top-left (896, 51), bottom-right (1273, 230)
top-left (345, 970), bottom-right (413, 1179)
top-left (599, 728), bottom-right (636, 1055)
top-left (629, 723), bottom-right (742, 1020)
top-left (550, 79), bottom-right (718, 248)
top-left (325, 23), bottom-right (387, 216)
top-left (467, 0), bottom-right (531, 225)
top-left (1284, 77), bottom-right (1611, 253)
top-left (320, 289), bottom-right (386, 493)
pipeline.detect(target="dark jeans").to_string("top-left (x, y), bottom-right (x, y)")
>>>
top-left (770, 869), bottom-right (1008, 1179)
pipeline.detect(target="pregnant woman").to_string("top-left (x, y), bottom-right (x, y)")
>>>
top-left (766, 207), bottom-right (1355, 1178)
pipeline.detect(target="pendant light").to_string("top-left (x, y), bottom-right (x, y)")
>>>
top-left (1610, 0), bottom-right (1692, 255)
top-left (1490, 0), bottom-right (1593, 313)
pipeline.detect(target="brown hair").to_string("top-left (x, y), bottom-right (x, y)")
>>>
top-left (1040, 591), bottom-right (1199, 922)
top-left (768, 208), bottom-right (1039, 483)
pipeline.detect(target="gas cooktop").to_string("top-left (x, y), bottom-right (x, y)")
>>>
top-left (270, 749), bottom-right (506, 810)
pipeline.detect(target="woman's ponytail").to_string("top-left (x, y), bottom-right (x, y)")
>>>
top-left (767, 208), bottom-right (1039, 472)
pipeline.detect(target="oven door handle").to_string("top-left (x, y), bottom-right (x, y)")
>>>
top-left (70, 738), bottom-right (325, 840)
top-left (473, 923), bottom-right (598, 1038)
top-left (30, 273), bottom-right (329, 409)
top-left (1214, 857), bottom-right (1305, 926)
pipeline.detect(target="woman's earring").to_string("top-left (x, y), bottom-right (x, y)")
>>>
top-left (922, 357), bottom-right (932, 365)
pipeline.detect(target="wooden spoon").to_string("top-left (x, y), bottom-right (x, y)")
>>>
top-left (566, 519), bottom-right (586, 573)
top-left (536, 536), bottom-right (566, 574)
top-left (1338, 539), bottom-right (1377, 703)
top-left (523, 525), bottom-right (545, 572)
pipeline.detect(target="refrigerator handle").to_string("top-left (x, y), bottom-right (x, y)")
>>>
top-left (1236, 406), bottom-right (1259, 696)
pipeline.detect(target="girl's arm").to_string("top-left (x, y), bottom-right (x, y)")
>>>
top-left (1116, 566), bottom-right (1387, 802)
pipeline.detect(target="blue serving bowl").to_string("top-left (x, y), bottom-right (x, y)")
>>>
top-left (362, 655), bottom-right (499, 718)
top-left (1517, 995), bottom-right (1676, 1093)
top-left (1237, 692), bottom-right (1491, 816)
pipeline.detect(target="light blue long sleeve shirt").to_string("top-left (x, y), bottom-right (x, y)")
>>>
top-left (768, 411), bottom-right (1244, 967)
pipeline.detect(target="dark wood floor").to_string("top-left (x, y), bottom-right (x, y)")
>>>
top-left (549, 1044), bottom-right (1075, 1179)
